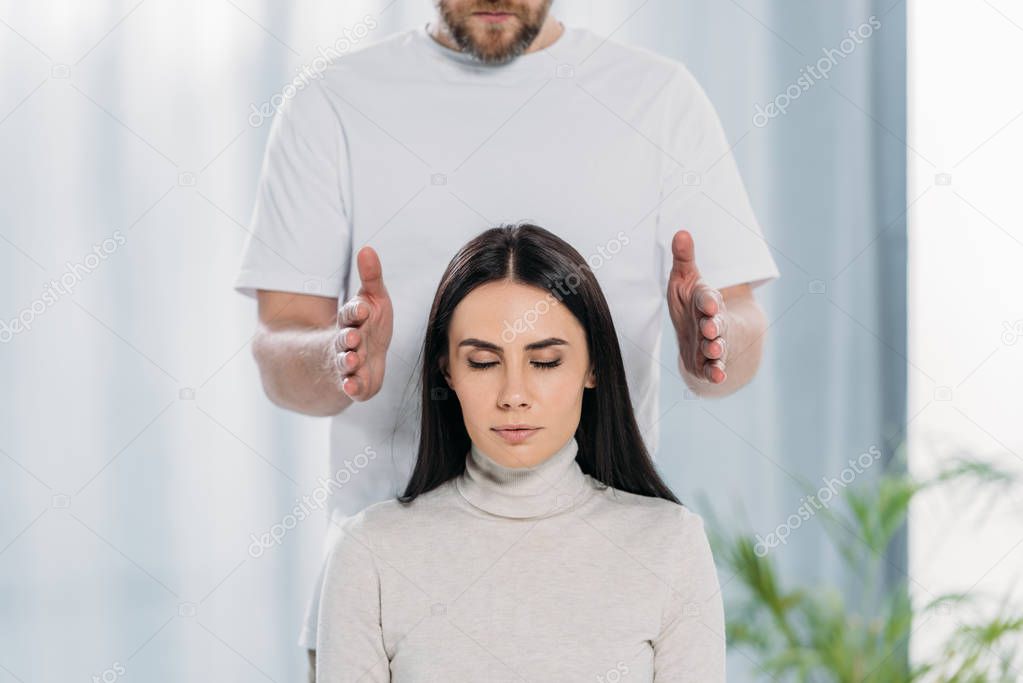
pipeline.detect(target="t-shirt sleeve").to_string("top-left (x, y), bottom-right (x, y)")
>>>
top-left (233, 78), bottom-right (352, 300)
top-left (656, 66), bottom-right (780, 293)
top-left (652, 507), bottom-right (726, 682)
top-left (316, 514), bottom-right (389, 682)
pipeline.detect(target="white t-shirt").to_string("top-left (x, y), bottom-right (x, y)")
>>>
top-left (234, 21), bottom-right (779, 649)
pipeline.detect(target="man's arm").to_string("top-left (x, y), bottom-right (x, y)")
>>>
top-left (252, 291), bottom-right (352, 417)
top-left (250, 246), bottom-right (394, 417)
top-left (677, 283), bottom-right (767, 399)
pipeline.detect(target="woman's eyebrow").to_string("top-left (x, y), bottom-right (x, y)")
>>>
top-left (457, 337), bottom-right (569, 352)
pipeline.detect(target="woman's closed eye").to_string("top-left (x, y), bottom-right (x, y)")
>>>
top-left (467, 359), bottom-right (562, 370)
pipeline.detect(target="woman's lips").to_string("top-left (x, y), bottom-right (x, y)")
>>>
top-left (493, 427), bottom-right (541, 444)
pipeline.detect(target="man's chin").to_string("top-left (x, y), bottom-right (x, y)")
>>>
top-left (466, 32), bottom-right (527, 61)
top-left (475, 47), bottom-right (518, 63)
top-left (468, 23), bottom-right (518, 43)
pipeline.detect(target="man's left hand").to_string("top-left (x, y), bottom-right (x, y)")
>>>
top-left (666, 229), bottom-right (728, 384)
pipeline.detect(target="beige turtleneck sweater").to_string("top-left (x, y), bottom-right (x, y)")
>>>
top-left (315, 435), bottom-right (726, 682)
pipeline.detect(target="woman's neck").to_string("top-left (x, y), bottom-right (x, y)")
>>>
top-left (455, 434), bottom-right (591, 519)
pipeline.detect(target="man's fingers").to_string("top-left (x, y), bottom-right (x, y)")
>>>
top-left (700, 314), bottom-right (726, 339)
top-left (704, 359), bottom-right (726, 384)
top-left (336, 348), bottom-right (367, 399)
top-left (695, 286), bottom-right (722, 317)
top-left (700, 337), bottom-right (727, 361)
top-left (340, 375), bottom-right (360, 398)
top-left (337, 350), bottom-right (360, 371)
top-left (334, 328), bottom-right (359, 353)
top-left (337, 299), bottom-right (368, 327)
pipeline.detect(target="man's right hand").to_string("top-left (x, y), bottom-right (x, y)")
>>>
top-left (334, 246), bottom-right (393, 401)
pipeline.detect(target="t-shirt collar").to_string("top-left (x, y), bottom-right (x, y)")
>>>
top-left (456, 433), bottom-right (590, 519)
top-left (412, 20), bottom-right (583, 82)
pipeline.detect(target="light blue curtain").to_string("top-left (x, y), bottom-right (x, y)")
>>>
top-left (646, 2), bottom-right (908, 680)
top-left (0, 2), bottom-right (905, 681)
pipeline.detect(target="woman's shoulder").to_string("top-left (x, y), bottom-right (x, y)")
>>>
top-left (585, 478), bottom-right (710, 549)
top-left (334, 479), bottom-right (460, 542)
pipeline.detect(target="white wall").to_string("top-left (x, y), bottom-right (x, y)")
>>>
top-left (908, 0), bottom-right (1023, 670)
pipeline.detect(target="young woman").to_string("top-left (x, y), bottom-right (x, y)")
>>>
top-left (315, 224), bottom-right (725, 681)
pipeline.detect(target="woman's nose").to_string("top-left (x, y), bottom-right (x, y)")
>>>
top-left (497, 366), bottom-right (531, 408)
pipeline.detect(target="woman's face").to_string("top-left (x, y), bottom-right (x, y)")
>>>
top-left (442, 279), bottom-right (596, 468)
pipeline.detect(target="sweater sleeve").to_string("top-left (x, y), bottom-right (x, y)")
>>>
top-left (652, 507), bottom-right (726, 682)
top-left (316, 514), bottom-right (390, 682)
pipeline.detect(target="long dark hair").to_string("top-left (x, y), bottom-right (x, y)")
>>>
top-left (398, 223), bottom-right (681, 506)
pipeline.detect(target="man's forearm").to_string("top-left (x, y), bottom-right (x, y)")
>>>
top-left (252, 325), bottom-right (352, 417)
top-left (681, 295), bottom-right (767, 398)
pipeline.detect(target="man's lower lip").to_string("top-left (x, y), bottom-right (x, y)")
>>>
top-left (475, 12), bottom-right (513, 23)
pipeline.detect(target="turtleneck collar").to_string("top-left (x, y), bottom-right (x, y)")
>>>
top-left (455, 434), bottom-right (591, 519)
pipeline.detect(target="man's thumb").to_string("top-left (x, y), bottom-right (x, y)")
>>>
top-left (671, 230), bottom-right (698, 275)
top-left (356, 246), bottom-right (387, 296)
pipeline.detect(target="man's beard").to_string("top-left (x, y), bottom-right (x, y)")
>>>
top-left (438, 1), bottom-right (553, 65)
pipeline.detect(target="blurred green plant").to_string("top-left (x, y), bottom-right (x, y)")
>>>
top-left (701, 443), bottom-right (1023, 682)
